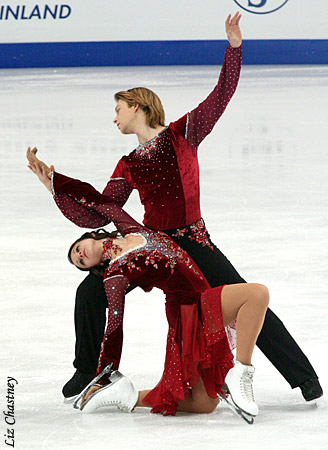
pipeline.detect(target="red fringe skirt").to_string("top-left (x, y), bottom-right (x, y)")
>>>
top-left (143, 285), bottom-right (236, 416)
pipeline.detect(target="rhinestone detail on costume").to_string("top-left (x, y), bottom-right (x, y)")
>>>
top-left (102, 239), bottom-right (123, 262)
top-left (105, 227), bottom-right (201, 277)
top-left (132, 128), bottom-right (168, 162)
top-left (171, 218), bottom-right (214, 250)
top-left (79, 197), bottom-right (95, 208)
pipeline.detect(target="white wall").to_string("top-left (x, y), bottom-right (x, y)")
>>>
top-left (0, 0), bottom-right (327, 44)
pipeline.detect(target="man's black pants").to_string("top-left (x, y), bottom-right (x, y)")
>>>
top-left (73, 228), bottom-right (317, 388)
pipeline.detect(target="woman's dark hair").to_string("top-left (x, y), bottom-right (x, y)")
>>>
top-left (68, 228), bottom-right (120, 278)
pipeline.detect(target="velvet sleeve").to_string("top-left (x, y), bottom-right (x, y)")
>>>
top-left (51, 171), bottom-right (141, 235)
top-left (95, 274), bottom-right (130, 385)
top-left (170, 44), bottom-right (242, 148)
top-left (101, 158), bottom-right (134, 207)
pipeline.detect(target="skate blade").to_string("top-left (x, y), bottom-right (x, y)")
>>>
top-left (309, 397), bottom-right (326, 409)
top-left (219, 394), bottom-right (255, 425)
top-left (63, 395), bottom-right (78, 404)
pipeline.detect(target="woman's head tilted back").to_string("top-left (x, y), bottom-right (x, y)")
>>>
top-left (114, 87), bottom-right (165, 128)
top-left (68, 229), bottom-right (119, 278)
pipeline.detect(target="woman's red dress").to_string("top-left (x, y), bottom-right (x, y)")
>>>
top-left (52, 171), bottom-right (236, 416)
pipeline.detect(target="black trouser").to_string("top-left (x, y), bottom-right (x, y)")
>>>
top-left (73, 224), bottom-right (318, 388)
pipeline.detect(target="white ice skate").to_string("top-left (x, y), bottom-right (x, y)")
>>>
top-left (81, 371), bottom-right (139, 414)
top-left (223, 361), bottom-right (258, 419)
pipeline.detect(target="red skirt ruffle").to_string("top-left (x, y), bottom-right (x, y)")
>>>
top-left (143, 285), bottom-right (235, 416)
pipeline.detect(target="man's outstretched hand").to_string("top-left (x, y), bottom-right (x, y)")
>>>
top-left (226, 12), bottom-right (242, 48)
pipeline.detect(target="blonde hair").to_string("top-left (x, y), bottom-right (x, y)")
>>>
top-left (114, 87), bottom-right (165, 128)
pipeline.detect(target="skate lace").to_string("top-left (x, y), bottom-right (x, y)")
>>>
top-left (95, 400), bottom-right (130, 412)
top-left (240, 371), bottom-right (255, 403)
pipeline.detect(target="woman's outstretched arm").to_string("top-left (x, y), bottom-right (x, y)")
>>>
top-left (27, 148), bottom-right (142, 234)
top-left (81, 274), bottom-right (129, 407)
top-left (27, 146), bottom-right (134, 212)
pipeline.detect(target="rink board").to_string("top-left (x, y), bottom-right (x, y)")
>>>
top-left (0, 39), bottom-right (327, 68)
top-left (0, 1), bottom-right (328, 67)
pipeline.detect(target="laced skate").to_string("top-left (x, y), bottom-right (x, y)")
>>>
top-left (222, 361), bottom-right (258, 422)
top-left (80, 370), bottom-right (139, 414)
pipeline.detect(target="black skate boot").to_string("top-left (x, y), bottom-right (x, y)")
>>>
top-left (62, 370), bottom-right (95, 403)
top-left (299, 378), bottom-right (323, 402)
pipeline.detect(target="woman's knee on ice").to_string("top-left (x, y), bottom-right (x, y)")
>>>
top-left (189, 381), bottom-right (220, 413)
top-left (192, 396), bottom-right (219, 414)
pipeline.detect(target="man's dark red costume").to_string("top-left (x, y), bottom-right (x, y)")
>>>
top-left (66, 44), bottom-right (319, 397)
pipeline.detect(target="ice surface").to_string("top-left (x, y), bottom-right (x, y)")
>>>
top-left (0, 63), bottom-right (327, 449)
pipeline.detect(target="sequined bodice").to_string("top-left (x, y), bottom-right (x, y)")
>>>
top-left (104, 226), bottom-right (207, 294)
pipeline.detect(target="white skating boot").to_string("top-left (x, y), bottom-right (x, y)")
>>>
top-left (81, 371), bottom-right (139, 414)
top-left (224, 361), bottom-right (259, 417)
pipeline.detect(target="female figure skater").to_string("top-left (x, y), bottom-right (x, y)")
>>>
top-left (27, 157), bottom-right (269, 420)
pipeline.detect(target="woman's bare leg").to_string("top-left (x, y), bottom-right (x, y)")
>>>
top-left (221, 283), bottom-right (270, 365)
top-left (136, 284), bottom-right (269, 414)
top-left (220, 283), bottom-right (269, 416)
top-left (136, 390), bottom-right (152, 407)
top-left (136, 379), bottom-right (219, 414)
top-left (176, 378), bottom-right (220, 413)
